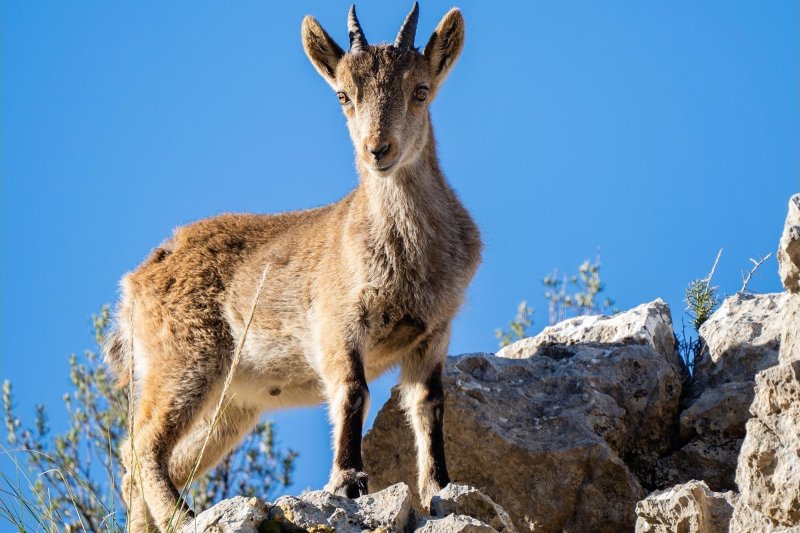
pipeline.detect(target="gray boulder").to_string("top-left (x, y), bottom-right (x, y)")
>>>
top-left (496, 299), bottom-right (684, 371)
top-left (269, 483), bottom-right (413, 533)
top-left (778, 194), bottom-right (800, 292)
top-left (186, 483), bottom-right (513, 533)
top-left (416, 514), bottom-right (497, 532)
top-left (660, 292), bottom-right (788, 491)
top-left (431, 484), bottom-right (517, 532)
top-left (364, 301), bottom-right (683, 532)
top-left (781, 292), bottom-right (800, 365)
top-left (692, 292), bottom-right (786, 395)
top-left (731, 361), bottom-right (800, 531)
top-left (730, 194), bottom-right (800, 532)
top-left (183, 496), bottom-right (270, 533)
top-left (634, 480), bottom-right (737, 533)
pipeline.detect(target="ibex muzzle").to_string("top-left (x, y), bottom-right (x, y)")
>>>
top-left (107, 4), bottom-right (480, 531)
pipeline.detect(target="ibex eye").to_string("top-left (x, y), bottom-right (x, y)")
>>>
top-left (337, 92), bottom-right (350, 105)
top-left (414, 86), bottom-right (429, 102)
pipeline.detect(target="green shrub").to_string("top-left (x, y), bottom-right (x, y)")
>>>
top-left (496, 254), bottom-right (616, 347)
top-left (2, 307), bottom-right (296, 531)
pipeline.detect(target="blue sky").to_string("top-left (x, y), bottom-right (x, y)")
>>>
top-left (2, 1), bottom-right (797, 494)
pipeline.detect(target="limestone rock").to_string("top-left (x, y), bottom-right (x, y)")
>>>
top-left (186, 484), bottom-right (512, 533)
top-left (416, 514), bottom-right (497, 532)
top-left (356, 483), bottom-right (416, 531)
top-left (496, 299), bottom-right (684, 372)
top-left (658, 381), bottom-right (751, 490)
top-left (183, 496), bottom-right (270, 533)
top-left (779, 195), bottom-right (800, 363)
top-left (729, 502), bottom-right (788, 533)
top-left (732, 361), bottom-right (800, 531)
top-left (431, 484), bottom-right (517, 532)
top-left (634, 480), bottom-right (737, 533)
top-left (269, 482), bottom-right (413, 533)
top-left (693, 292), bottom-right (786, 395)
top-left (778, 193), bottom-right (800, 292)
top-left (661, 292), bottom-right (788, 491)
top-left (679, 382), bottom-right (754, 442)
top-left (364, 323), bottom-right (682, 532)
top-left (781, 291), bottom-right (800, 365)
top-left (730, 198), bottom-right (800, 532)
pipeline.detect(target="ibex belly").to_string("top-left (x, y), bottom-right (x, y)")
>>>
top-left (232, 331), bottom-right (324, 410)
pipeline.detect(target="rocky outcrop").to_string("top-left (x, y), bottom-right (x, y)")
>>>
top-left (181, 198), bottom-right (800, 533)
top-left (185, 496), bottom-right (271, 533)
top-left (692, 293), bottom-right (785, 395)
top-left (431, 484), bottom-right (517, 533)
top-left (269, 483), bottom-right (413, 532)
top-left (778, 194), bottom-right (800, 292)
top-left (634, 480), bottom-right (737, 533)
top-left (496, 299), bottom-right (685, 372)
top-left (637, 193), bottom-right (800, 533)
top-left (730, 358), bottom-right (800, 532)
top-left (416, 514), bottom-right (497, 532)
top-left (728, 196), bottom-right (800, 532)
top-left (363, 300), bottom-right (683, 532)
top-left (185, 483), bottom-right (508, 533)
top-left (659, 292), bottom-right (787, 491)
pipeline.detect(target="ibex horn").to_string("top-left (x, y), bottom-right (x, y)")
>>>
top-left (348, 5), bottom-right (368, 52)
top-left (395, 2), bottom-right (419, 49)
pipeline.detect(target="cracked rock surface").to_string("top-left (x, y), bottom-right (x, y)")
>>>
top-left (729, 194), bottom-right (800, 532)
top-left (641, 194), bottom-right (800, 533)
top-left (185, 483), bottom-right (507, 533)
top-left (660, 292), bottom-right (788, 491)
top-left (364, 301), bottom-right (683, 532)
top-left (634, 480), bottom-right (737, 533)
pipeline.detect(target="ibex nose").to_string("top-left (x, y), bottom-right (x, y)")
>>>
top-left (366, 141), bottom-right (390, 160)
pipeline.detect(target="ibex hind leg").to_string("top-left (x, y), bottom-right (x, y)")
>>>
top-left (121, 438), bottom-right (157, 532)
top-left (168, 403), bottom-right (261, 490)
top-left (131, 360), bottom-right (226, 532)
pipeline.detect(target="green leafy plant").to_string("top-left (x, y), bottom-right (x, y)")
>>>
top-left (495, 301), bottom-right (534, 348)
top-left (542, 256), bottom-right (616, 326)
top-left (496, 254), bottom-right (616, 347)
top-left (2, 306), bottom-right (296, 531)
top-left (678, 249), bottom-right (722, 374)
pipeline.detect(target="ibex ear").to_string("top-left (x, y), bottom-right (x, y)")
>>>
top-left (423, 8), bottom-right (465, 93)
top-left (302, 16), bottom-right (345, 89)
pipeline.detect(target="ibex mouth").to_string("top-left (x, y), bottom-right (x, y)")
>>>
top-left (372, 160), bottom-right (398, 175)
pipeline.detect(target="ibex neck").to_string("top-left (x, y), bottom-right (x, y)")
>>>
top-left (352, 133), bottom-right (454, 270)
top-left (357, 138), bottom-right (449, 224)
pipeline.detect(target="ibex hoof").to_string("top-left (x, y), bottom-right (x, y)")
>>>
top-left (419, 487), bottom-right (440, 512)
top-left (326, 469), bottom-right (369, 499)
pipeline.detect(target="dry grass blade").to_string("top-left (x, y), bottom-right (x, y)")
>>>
top-left (0, 446), bottom-right (98, 531)
top-left (46, 468), bottom-right (88, 533)
top-left (705, 248), bottom-right (723, 288)
top-left (172, 262), bottom-right (271, 532)
top-left (126, 299), bottom-right (139, 533)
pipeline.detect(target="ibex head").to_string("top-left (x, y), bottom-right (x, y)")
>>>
top-left (302, 3), bottom-right (465, 177)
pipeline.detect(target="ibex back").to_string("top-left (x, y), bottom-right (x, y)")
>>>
top-left (105, 4), bottom-right (481, 530)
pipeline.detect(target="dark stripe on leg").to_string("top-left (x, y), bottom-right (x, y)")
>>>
top-left (425, 363), bottom-right (450, 487)
top-left (335, 352), bottom-right (368, 473)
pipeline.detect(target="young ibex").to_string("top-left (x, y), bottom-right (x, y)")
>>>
top-left (106, 3), bottom-right (480, 530)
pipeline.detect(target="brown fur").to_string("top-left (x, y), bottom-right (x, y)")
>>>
top-left (106, 5), bottom-right (480, 531)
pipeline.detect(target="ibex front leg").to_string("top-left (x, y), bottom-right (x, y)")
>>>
top-left (400, 327), bottom-right (451, 508)
top-left (322, 346), bottom-right (370, 498)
